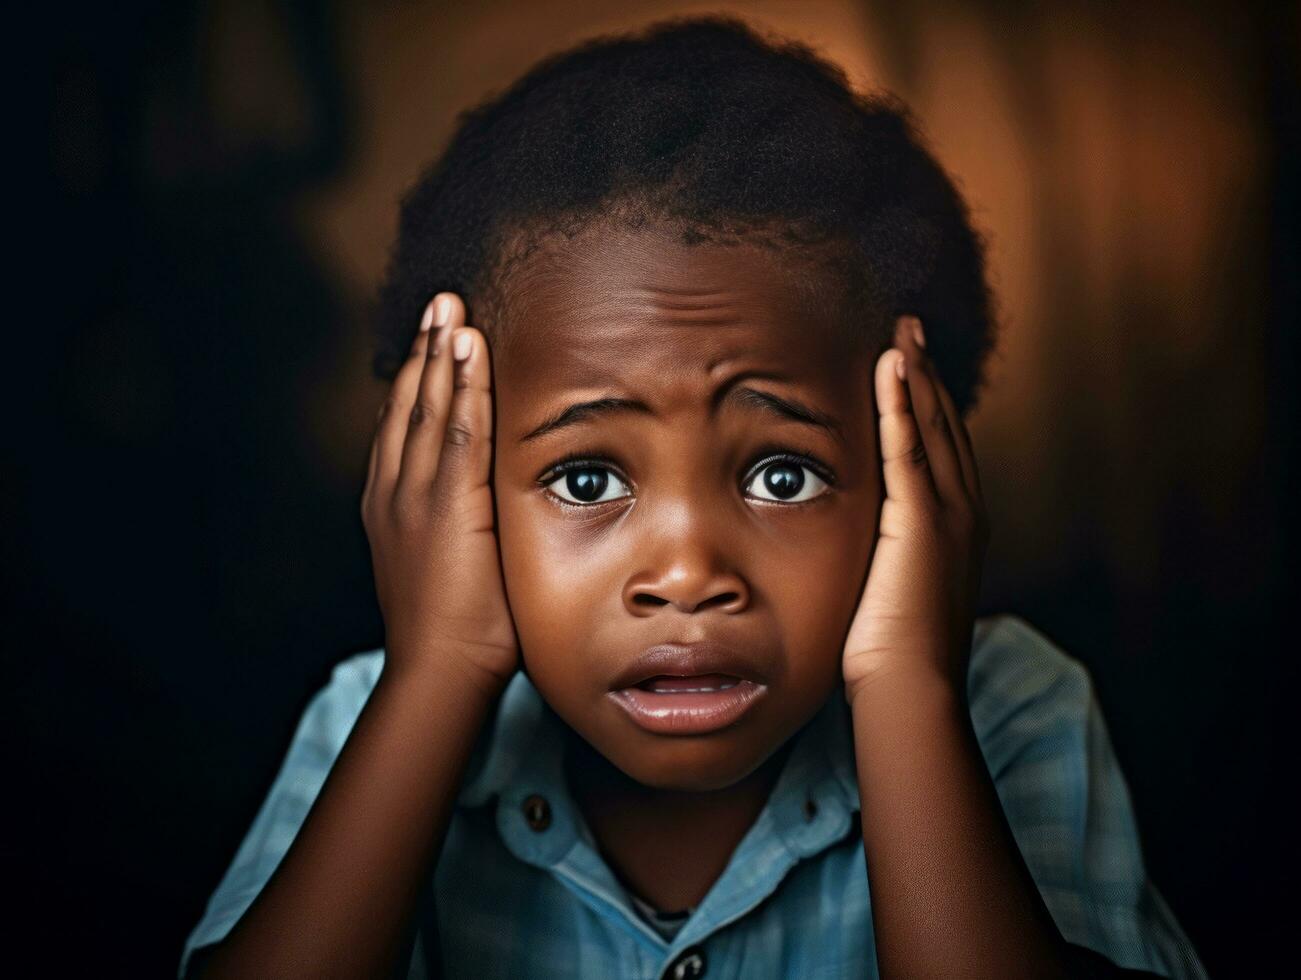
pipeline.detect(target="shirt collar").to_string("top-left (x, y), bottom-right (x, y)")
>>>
top-left (455, 670), bottom-right (862, 951)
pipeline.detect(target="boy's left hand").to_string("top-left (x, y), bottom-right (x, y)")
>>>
top-left (841, 316), bottom-right (989, 703)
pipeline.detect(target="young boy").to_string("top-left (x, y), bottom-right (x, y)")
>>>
top-left (180, 16), bottom-right (1207, 979)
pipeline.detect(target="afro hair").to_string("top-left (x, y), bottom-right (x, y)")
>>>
top-left (372, 14), bottom-right (997, 414)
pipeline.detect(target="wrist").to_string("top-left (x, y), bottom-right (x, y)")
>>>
top-left (845, 658), bottom-right (967, 715)
top-left (379, 642), bottom-right (513, 705)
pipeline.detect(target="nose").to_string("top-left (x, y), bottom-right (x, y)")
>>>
top-left (621, 526), bottom-right (751, 616)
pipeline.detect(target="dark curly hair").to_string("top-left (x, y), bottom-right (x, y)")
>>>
top-left (373, 15), bottom-right (997, 414)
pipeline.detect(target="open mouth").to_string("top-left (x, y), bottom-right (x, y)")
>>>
top-left (609, 675), bottom-right (767, 735)
top-left (634, 673), bottom-right (742, 693)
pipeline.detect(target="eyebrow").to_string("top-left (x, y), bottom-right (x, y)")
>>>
top-left (518, 380), bottom-right (845, 445)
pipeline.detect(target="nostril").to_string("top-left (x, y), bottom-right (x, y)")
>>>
top-left (624, 580), bottom-right (749, 614)
top-left (629, 591), bottom-right (741, 612)
top-left (704, 592), bottom-right (741, 610)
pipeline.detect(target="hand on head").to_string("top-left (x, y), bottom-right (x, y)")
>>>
top-left (841, 315), bottom-right (989, 702)
top-left (361, 292), bottom-right (520, 695)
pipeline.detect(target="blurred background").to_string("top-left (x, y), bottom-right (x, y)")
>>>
top-left (16, 0), bottom-right (1297, 974)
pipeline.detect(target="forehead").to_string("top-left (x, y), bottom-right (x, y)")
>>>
top-left (490, 225), bottom-right (861, 417)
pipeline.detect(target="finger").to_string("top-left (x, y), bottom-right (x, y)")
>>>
top-left (874, 346), bottom-right (937, 508)
top-left (895, 316), bottom-right (966, 506)
top-left (396, 293), bottom-right (465, 492)
top-left (933, 374), bottom-right (982, 501)
top-left (363, 414), bottom-right (380, 516)
top-left (369, 297), bottom-right (441, 504)
top-left (434, 325), bottom-right (495, 495)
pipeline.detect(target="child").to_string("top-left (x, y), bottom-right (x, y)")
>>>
top-left (180, 16), bottom-right (1207, 979)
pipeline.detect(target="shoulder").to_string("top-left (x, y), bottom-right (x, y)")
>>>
top-left (308, 648), bottom-right (386, 717)
top-left (178, 648), bottom-right (387, 978)
top-left (969, 613), bottom-right (1090, 706)
top-left (964, 616), bottom-right (1208, 978)
top-left (314, 647), bottom-right (386, 714)
top-left (285, 649), bottom-right (387, 757)
top-left (966, 615), bottom-right (1093, 778)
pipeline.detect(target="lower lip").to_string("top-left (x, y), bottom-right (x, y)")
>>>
top-left (608, 679), bottom-right (768, 735)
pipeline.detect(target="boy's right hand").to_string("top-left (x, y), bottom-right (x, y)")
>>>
top-left (361, 292), bottom-right (519, 696)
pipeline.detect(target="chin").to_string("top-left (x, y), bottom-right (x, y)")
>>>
top-left (601, 736), bottom-right (779, 793)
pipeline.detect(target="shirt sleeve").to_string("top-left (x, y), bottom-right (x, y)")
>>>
top-left (177, 649), bottom-right (385, 979)
top-left (967, 616), bottom-right (1208, 979)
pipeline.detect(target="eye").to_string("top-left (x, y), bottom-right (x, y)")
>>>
top-left (743, 454), bottom-right (833, 504)
top-left (542, 459), bottom-right (632, 506)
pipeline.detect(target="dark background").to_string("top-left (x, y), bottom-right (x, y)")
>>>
top-left (14, 1), bottom-right (1297, 975)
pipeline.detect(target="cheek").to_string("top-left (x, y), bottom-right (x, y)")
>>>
top-left (494, 489), bottom-right (606, 664)
top-left (769, 518), bottom-right (875, 674)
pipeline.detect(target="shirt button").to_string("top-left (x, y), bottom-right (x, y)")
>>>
top-left (522, 794), bottom-right (551, 831)
top-left (804, 798), bottom-right (818, 821)
top-left (667, 945), bottom-right (707, 979)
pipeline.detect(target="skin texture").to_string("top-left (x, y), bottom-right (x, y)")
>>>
top-left (194, 227), bottom-right (1157, 979)
top-left (488, 225), bottom-right (879, 910)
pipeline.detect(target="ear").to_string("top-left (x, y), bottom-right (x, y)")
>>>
top-left (891, 313), bottom-right (924, 354)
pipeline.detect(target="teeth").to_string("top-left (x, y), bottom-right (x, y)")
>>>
top-left (645, 681), bottom-right (740, 693)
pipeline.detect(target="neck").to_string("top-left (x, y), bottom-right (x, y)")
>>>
top-left (559, 724), bottom-right (799, 912)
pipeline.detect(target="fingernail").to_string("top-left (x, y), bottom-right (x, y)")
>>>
top-left (895, 350), bottom-right (907, 381)
top-left (453, 329), bottom-right (473, 362)
top-left (420, 300), bottom-right (436, 332)
top-left (434, 295), bottom-right (452, 329)
top-left (911, 318), bottom-right (926, 349)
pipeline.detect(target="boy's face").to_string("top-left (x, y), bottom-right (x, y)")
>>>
top-left (490, 225), bottom-right (881, 792)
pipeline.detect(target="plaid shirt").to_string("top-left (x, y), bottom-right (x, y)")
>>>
top-left (180, 615), bottom-right (1206, 978)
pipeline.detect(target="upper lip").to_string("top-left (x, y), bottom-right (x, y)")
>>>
top-left (611, 641), bottom-right (769, 690)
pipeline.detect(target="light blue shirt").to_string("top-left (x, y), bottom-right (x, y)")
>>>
top-left (180, 615), bottom-right (1207, 978)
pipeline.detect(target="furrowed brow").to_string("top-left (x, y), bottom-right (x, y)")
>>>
top-left (724, 386), bottom-right (845, 444)
top-left (519, 397), bottom-right (653, 443)
top-left (518, 379), bottom-right (844, 445)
